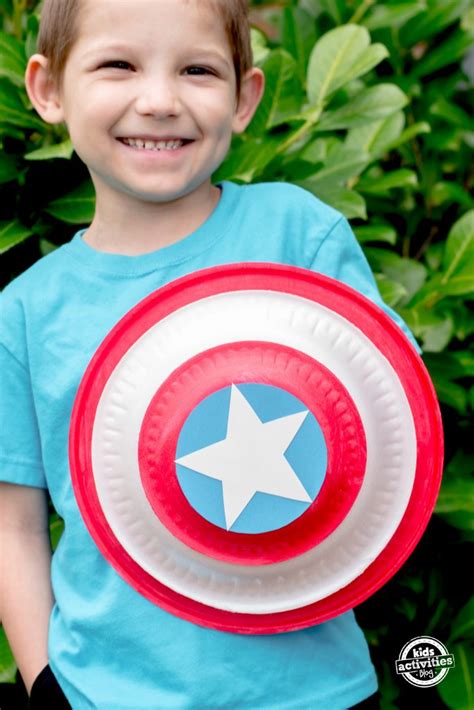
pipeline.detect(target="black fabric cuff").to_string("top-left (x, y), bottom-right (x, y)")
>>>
top-left (29, 664), bottom-right (71, 710)
top-left (349, 691), bottom-right (381, 709)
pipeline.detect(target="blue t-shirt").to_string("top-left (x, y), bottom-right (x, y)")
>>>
top-left (1, 182), bottom-right (414, 710)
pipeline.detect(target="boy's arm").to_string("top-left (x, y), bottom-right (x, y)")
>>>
top-left (0, 482), bottom-right (54, 693)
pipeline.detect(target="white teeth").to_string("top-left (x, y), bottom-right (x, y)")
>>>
top-left (122, 138), bottom-right (185, 150)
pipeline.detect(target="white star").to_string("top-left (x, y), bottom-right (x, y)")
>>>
top-left (175, 385), bottom-right (311, 530)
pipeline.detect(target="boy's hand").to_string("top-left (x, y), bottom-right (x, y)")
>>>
top-left (0, 483), bottom-right (54, 693)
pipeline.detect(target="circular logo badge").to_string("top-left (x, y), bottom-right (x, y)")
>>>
top-left (69, 263), bottom-right (444, 633)
top-left (395, 636), bottom-right (455, 687)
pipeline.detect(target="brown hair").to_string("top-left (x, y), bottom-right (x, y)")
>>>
top-left (36, 0), bottom-right (82, 88)
top-left (37, 0), bottom-right (253, 94)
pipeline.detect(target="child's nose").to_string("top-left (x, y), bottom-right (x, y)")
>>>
top-left (134, 76), bottom-right (181, 118)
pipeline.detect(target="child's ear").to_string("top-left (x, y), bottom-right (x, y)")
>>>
top-left (25, 54), bottom-right (65, 125)
top-left (232, 68), bottom-right (265, 134)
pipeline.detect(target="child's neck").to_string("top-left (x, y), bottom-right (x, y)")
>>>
top-left (83, 182), bottom-right (221, 256)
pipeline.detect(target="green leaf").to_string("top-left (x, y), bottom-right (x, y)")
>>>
top-left (282, 7), bottom-right (316, 86)
top-left (40, 238), bottom-right (58, 256)
top-left (0, 120), bottom-right (25, 140)
top-left (442, 210), bottom-right (474, 282)
top-left (357, 168), bottom-right (418, 194)
top-left (316, 84), bottom-right (408, 131)
top-left (395, 596), bottom-right (417, 621)
top-left (0, 153), bottom-right (18, 184)
top-left (345, 111), bottom-right (405, 159)
top-left (430, 182), bottom-right (474, 209)
top-left (425, 374), bottom-right (467, 412)
top-left (281, 159), bottom-right (324, 181)
top-left (436, 478), bottom-right (474, 514)
top-left (423, 125), bottom-right (466, 152)
top-left (413, 211), bottom-right (474, 299)
top-left (307, 25), bottom-right (389, 106)
top-left (0, 626), bottom-right (16, 683)
top-left (446, 450), bottom-right (474, 478)
top-left (0, 220), bottom-right (33, 254)
top-left (354, 224), bottom-right (397, 245)
top-left (248, 50), bottom-right (302, 135)
top-left (462, 6), bottom-right (474, 32)
top-left (439, 510), bottom-right (474, 531)
top-left (214, 138), bottom-right (279, 183)
top-left (424, 351), bottom-right (474, 381)
top-left (300, 136), bottom-right (341, 164)
top-left (303, 0), bottom-right (345, 24)
top-left (425, 242), bottom-right (444, 271)
top-left (420, 316), bottom-right (454, 352)
top-left (450, 304), bottom-right (474, 340)
top-left (437, 275), bottom-right (474, 297)
top-left (411, 271), bottom-right (474, 307)
top-left (430, 97), bottom-right (473, 131)
top-left (437, 642), bottom-right (474, 710)
top-left (24, 139), bottom-right (74, 161)
top-left (302, 147), bottom-right (369, 186)
top-left (25, 29), bottom-right (38, 63)
top-left (363, 2), bottom-right (427, 31)
top-left (378, 661), bottom-right (401, 710)
top-left (45, 182), bottom-right (95, 224)
top-left (401, 0), bottom-right (472, 46)
top-left (365, 248), bottom-right (427, 300)
top-left (401, 305), bottom-right (455, 352)
top-left (375, 273), bottom-right (408, 307)
top-left (451, 598), bottom-right (474, 642)
top-left (411, 29), bottom-right (474, 79)
top-left (382, 121), bottom-right (431, 151)
top-left (455, 351), bottom-right (474, 378)
top-left (0, 30), bottom-right (26, 87)
top-left (250, 28), bottom-right (270, 66)
top-left (49, 514), bottom-right (64, 551)
top-left (0, 78), bottom-right (45, 130)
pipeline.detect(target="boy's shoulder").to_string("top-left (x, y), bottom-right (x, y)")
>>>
top-left (1, 238), bottom-right (74, 326)
top-left (228, 181), bottom-right (346, 263)
top-left (234, 181), bottom-right (343, 222)
top-left (3, 238), bottom-right (72, 295)
top-left (1, 238), bottom-right (83, 361)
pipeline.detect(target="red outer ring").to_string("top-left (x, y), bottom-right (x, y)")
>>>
top-left (69, 264), bottom-right (444, 634)
top-left (138, 341), bottom-right (366, 565)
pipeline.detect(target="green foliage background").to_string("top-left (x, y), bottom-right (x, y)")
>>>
top-left (1, 0), bottom-right (473, 708)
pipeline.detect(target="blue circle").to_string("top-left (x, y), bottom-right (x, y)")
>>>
top-left (175, 383), bottom-right (327, 534)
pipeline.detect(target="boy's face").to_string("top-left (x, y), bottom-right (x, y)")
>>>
top-left (39, 0), bottom-right (260, 208)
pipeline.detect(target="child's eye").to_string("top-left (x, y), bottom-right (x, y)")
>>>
top-left (100, 60), bottom-right (133, 71)
top-left (185, 66), bottom-right (214, 76)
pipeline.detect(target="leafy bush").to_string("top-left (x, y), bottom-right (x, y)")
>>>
top-left (1, 0), bottom-right (473, 708)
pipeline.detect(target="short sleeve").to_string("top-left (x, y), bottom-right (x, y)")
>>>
top-left (310, 216), bottom-right (422, 353)
top-left (0, 342), bottom-right (47, 488)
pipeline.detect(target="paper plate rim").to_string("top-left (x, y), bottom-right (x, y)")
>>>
top-left (69, 263), bottom-right (444, 633)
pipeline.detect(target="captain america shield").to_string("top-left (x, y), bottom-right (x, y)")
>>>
top-left (69, 263), bottom-right (443, 633)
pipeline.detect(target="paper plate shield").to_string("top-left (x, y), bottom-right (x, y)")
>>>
top-left (69, 263), bottom-right (443, 634)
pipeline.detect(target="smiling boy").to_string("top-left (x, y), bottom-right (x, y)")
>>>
top-left (0, 1), bottom-right (415, 708)
top-left (29, 0), bottom-right (263, 255)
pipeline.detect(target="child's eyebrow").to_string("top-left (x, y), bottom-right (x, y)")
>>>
top-left (82, 43), bottom-right (134, 60)
top-left (186, 48), bottom-right (231, 67)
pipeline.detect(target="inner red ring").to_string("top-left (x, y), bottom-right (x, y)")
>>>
top-left (138, 341), bottom-right (367, 565)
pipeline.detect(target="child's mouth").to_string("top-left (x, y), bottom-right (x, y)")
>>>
top-left (118, 137), bottom-right (192, 151)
